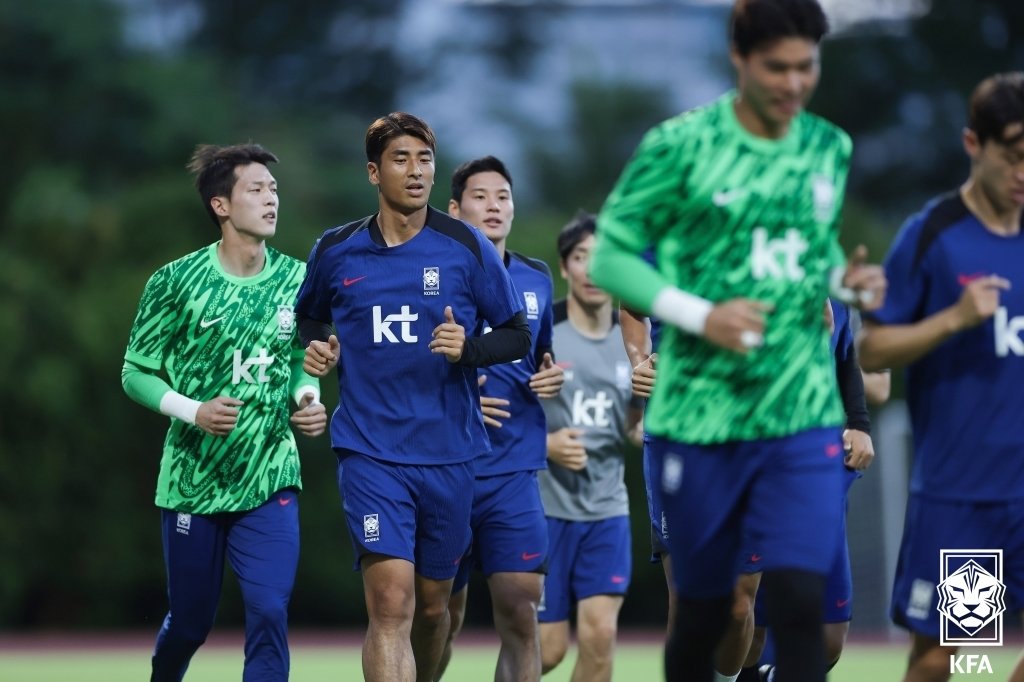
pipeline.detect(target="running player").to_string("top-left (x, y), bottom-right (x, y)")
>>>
top-left (859, 71), bottom-right (1024, 682)
top-left (295, 114), bottom-right (531, 682)
top-left (538, 212), bottom-right (641, 682)
top-left (588, 0), bottom-right (886, 679)
top-left (121, 143), bottom-right (326, 682)
top-left (435, 155), bottom-right (563, 682)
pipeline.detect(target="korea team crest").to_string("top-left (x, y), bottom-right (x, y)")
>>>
top-left (363, 514), bottom-right (380, 541)
top-left (811, 174), bottom-right (836, 223)
top-left (937, 549), bottom-right (1005, 646)
top-left (524, 291), bottom-right (539, 319)
top-left (277, 304), bottom-right (295, 340)
top-left (423, 267), bottom-right (440, 295)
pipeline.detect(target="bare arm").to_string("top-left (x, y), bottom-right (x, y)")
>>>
top-left (619, 304), bottom-right (651, 367)
top-left (862, 370), bottom-right (891, 406)
top-left (858, 275), bottom-right (1010, 371)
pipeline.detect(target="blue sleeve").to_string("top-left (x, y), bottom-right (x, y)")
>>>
top-left (538, 275), bottom-right (554, 351)
top-left (868, 216), bottom-right (930, 326)
top-left (473, 232), bottom-right (523, 325)
top-left (295, 236), bottom-right (333, 323)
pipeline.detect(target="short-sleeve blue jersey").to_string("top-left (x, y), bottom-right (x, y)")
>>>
top-left (475, 252), bottom-right (555, 476)
top-left (868, 193), bottom-right (1024, 501)
top-left (295, 206), bottom-right (524, 465)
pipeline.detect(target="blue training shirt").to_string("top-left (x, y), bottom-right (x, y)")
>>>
top-left (868, 192), bottom-right (1024, 501)
top-left (476, 252), bottom-right (555, 476)
top-left (295, 207), bottom-right (523, 465)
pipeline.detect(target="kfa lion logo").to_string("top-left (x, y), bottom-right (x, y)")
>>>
top-left (937, 559), bottom-right (1006, 635)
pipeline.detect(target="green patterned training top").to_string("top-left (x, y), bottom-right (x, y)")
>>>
top-left (593, 92), bottom-right (850, 444)
top-left (125, 243), bottom-right (307, 513)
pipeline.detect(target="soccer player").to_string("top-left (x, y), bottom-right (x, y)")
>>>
top-left (587, 0), bottom-right (887, 679)
top-left (295, 114), bottom-right (531, 682)
top-left (858, 72), bottom-right (1024, 682)
top-left (434, 155), bottom-right (564, 682)
top-left (538, 212), bottom-right (641, 682)
top-left (121, 143), bottom-right (327, 682)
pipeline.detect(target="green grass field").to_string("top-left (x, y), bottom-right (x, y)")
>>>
top-left (0, 639), bottom-right (1020, 681)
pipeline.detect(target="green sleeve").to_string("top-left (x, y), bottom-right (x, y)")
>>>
top-left (590, 124), bottom-right (683, 312)
top-left (121, 359), bottom-right (172, 413)
top-left (288, 350), bottom-right (319, 404)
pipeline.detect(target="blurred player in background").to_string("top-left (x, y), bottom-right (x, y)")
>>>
top-left (859, 71), bottom-right (1024, 682)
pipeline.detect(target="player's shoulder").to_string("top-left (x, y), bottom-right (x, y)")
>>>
top-left (643, 100), bottom-right (718, 146)
top-left (894, 191), bottom-right (971, 266)
top-left (151, 243), bottom-right (214, 282)
top-left (312, 215), bottom-right (375, 259)
top-left (508, 251), bottom-right (553, 279)
top-left (425, 206), bottom-right (490, 266)
top-left (266, 246), bottom-right (307, 276)
top-left (798, 111), bottom-right (853, 157)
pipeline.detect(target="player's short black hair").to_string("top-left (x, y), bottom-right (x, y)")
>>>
top-left (969, 72), bottom-right (1024, 146)
top-left (187, 143), bottom-right (278, 229)
top-left (730, 0), bottom-right (829, 56)
top-left (557, 210), bottom-right (597, 262)
top-left (450, 156), bottom-right (514, 203)
top-left (365, 112), bottom-right (437, 166)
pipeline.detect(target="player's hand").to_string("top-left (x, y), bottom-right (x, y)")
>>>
top-left (823, 299), bottom-right (835, 335)
top-left (631, 352), bottom-right (657, 398)
top-left (304, 335), bottom-right (339, 377)
top-left (547, 427), bottom-right (588, 471)
top-left (290, 393), bottom-right (327, 437)
top-left (430, 306), bottom-right (465, 363)
top-left (529, 353), bottom-right (564, 398)
top-left (841, 245), bottom-right (887, 312)
top-left (951, 274), bottom-right (1011, 330)
top-left (843, 428), bottom-right (875, 471)
top-left (703, 299), bottom-right (773, 354)
top-left (195, 396), bottom-right (243, 436)
top-left (478, 374), bottom-right (511, 428)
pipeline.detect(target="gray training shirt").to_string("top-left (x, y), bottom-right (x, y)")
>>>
top-left (539, 301), bottom-right (634, 521)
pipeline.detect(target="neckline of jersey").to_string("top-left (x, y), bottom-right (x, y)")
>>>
top-left (206, 242), bottom-right (276, 285)
top-left (721, 90), bottom-right (801, 154)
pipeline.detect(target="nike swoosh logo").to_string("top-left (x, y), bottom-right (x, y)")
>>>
top-left (521, 551), bottom-right (542, 561)
top-left (611, 575), bottom-right (626, 584)
top-left (749, 554), bottom-right (762, 563)
top-left (836, 598), bottom-right (850, 608)
top-left (712, 189), bottom-right (746, 207)
top-left (199, 316), bottom-right (225, 329)
top-left (278, 496), bottom-right (292, 506)
top-left (343, 276), bottom-right (367, 287)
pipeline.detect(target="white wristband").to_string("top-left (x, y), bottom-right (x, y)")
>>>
top-left (651, 287), bottom-right (714, 336)
top-left (159, 391), bottom-right (202, 425)
top-left (295, 387), bottom-right (321, 406)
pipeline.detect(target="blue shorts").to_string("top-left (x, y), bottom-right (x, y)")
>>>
top-left (891, 494), bottom-right (1024, 639)
top-left (336, 450), bottom-right (473, 580)
top-left (538, 516), bottom-right (632, 623)
top-left (652, 427), bottom-right (845, 599)
top-left (452, 470), bottom-right (548, 592)
top-left (746, 467), bottom-right (858, 623)
top-left (643, 433), bottom-right (670, 563)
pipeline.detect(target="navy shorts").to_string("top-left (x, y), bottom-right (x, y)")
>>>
top-left (643, 433), bottom-right (670, 563)
top-left (336, 450), bottom-right (473, 580)
top-left (452, 470), bottom-right (548, 592)
top-left (891, 494), bottom-right (1024, 639)
top-left (537, 515), bottom-right (632, 623)
top-left (652, 427), bottom-right (845, 599)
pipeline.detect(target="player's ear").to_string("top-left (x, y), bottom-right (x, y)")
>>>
top-left (962, 127), bottom-right (981, 160)
top-left (448, 198), bottom-right (460, 218)
top-left (210, 195), bottom-right (230, 218)
top-left (367, 161), bottom-right (380, 187)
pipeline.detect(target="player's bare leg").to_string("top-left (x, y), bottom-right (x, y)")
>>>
top-left (904, 633), bottom-right (957, 682)
top-left (823, 621), bottom-right (849, 669)
top-left (571, 594), bottom-right (624, 682)
top-left (411, 573), bottom-right (456, 682)
top-left (661, 554), bottom-right (678, 637)
top-left (539, 620), bottom-right (571, 674)
top-left (715, 572), bottom-right (761, 678)
top-left (489, 571), bottom-right (544, 681)
top-left (433, 584), bottom-right (467, 681)
top-left (362, 556), bottom-right (416, 682)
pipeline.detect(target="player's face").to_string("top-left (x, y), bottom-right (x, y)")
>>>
top-left (560, 234), bottom-right (610, 309)
top-left (368, 135), bottom-right (435, 214)
top-left (216, 163), bottom-right (278, 240)
top-left (448, 171), bottom-right (514, 246)
top-left (731, 37), bottom-right (820, 135)
top-left (967, 123), bottom-right (1024, 210)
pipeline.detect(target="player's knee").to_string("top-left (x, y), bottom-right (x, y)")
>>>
top-left (540, 629), bottom-right (569, 673)
top-left (447, 602), bottom-right (466, 642)
top-left (245, 597), bottom-right (288, 633)
top-left (579, 617), bottom-right (618, 656)
top-left (367, 586), bottom-right (415, 625)
top-left (496, 597), bottom-right (539, 641)
top-left (415, 597), bottom-right (451, 629)
top-left (730, 589), bottom-right (755, 625)
top-left (823, 622), bottom-right (849, 668)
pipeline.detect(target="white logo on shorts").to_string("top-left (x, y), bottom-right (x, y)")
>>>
top-left (662, 453), bottom-right (683, 494)
top-left (176, 513), bottom-right (191, 535)
top-left (363, 514), bottom-right (380, 541)
top-left (937, 549), bottom-right (1005, 646)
